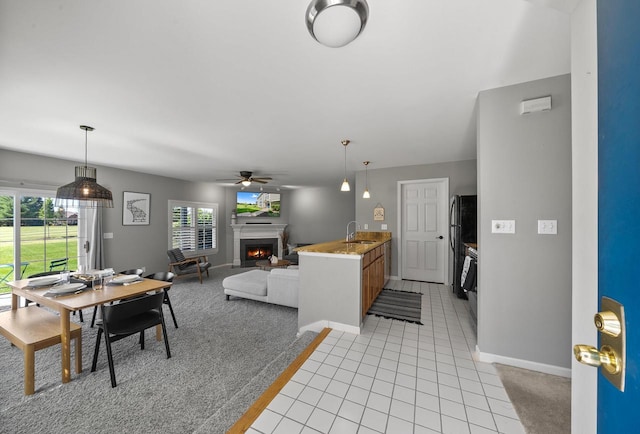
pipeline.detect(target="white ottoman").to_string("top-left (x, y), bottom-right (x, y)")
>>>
top-left (223, 270), bottom-right (270, 303)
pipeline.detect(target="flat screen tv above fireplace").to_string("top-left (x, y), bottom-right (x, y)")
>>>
top-left (236, 192), bottom-right (281, 217)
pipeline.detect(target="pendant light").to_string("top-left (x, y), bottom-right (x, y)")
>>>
top-left (340, 139), bottom-right (351, 191)
top-left (55, 125), bottom-right (114, 208)
top-left (362, 161), bottom-right (371, 198)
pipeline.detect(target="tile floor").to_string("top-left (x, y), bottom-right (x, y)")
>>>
top-left (247, 281), bottom-right (526, 434)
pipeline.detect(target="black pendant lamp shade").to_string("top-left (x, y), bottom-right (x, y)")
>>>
top-left (55, 125), bottom-right (113, 208)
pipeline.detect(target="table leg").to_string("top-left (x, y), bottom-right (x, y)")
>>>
top-left (60, 309), bottom-right (71, 383)
top-left (11, 293), bottom-right (19, 310)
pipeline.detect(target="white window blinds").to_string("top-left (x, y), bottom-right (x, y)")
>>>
top-left (169, 201), bottom-right (218, 254)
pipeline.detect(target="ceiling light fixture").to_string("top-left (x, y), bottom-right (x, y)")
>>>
top-left (306, 0), bottom-right (369, 48)
top-left (55, 125), bottom-right (113, 208)
top-left (241, 180), bottom-right (252, 187)
top-left (362, 161), bottom-right (370, 199)
top-left (340, 139), bottom-right (351, 192)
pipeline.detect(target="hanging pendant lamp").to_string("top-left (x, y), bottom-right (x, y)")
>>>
top-left (340, 139), bottom-right (351, 191)
top-left (362, 161), bottom-right (371, 198)
top-left (55, 125), bottom-right (114, 208)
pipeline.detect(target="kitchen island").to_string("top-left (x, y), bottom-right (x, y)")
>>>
top-left (296, 231), bottom-right (391, 335)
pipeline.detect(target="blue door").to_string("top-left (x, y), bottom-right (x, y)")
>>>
top-left (598, 0), bottom-right (640, 431)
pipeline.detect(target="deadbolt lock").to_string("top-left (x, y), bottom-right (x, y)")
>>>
top-left (573, 297), bottom-right (626, 391)
top-left (594, 310), bottom-right (621, 336)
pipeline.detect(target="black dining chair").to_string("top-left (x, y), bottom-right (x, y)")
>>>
top-left (145, 271), bottom-right (178, 328)
top-left (90, 268), bottom-right (144, 328)
top-left (90, 291), bottom-right (171, 387)
top-left (26, 271), bottom-right (84, 322)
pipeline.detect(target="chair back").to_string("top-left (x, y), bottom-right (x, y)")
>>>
top-left (119, 268), bottom-right (144, 276)
top-left (102, 292), bottom-right (164, 329)
top-left (144, 271), bottom-right (175, 282)
top-left (49, 258), bottom-right (68, 271)
top-left (167, 249), bottom-right (189, 270)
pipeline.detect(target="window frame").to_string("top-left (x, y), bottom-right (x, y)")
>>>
top-left (168, 200), bottom-right (218, 256)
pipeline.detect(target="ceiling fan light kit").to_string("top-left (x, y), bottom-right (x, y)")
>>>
top-left (306, 0), bottom-right (369, 48)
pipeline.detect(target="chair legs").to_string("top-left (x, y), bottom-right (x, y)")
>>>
top-left (90, 306), bottom-right (98, 328)
top-left (163, 289), bottom-right (178, 328)
top-left (91, 316), bottom-right (172, 388)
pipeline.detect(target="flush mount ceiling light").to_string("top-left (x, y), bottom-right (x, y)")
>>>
top-left (55, 125), bottom-right (113, 208)
top-left (306, 0), bottom-right (369, 48)
top-left (340, 139), bottom-right (351, 192)
top-left (362, 161), bottom-right (371, 199)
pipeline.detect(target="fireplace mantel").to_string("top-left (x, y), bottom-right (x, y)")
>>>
top-left (231, 223), bottom-right (287, 267)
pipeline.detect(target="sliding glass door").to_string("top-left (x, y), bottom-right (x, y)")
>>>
top-left (0, 190), bottom-right (79, 293)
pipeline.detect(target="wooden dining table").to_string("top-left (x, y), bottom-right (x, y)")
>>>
top-left (6, 276), bottom-right (172, 384)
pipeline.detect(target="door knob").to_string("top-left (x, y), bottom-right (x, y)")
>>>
top-left (572, 296), bottom-right (626, 391)
top-left (573, 344), bottom-right (621, 374)
top-left (437, 235), bottom-right (444, 239)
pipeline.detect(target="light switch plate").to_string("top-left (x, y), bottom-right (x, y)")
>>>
top-left (381, 224), bottom-right (388, 230)
top-left (492, 220), bottom-right (515, 234)
top-left (538, 220), bottom-right (557, 235)
top-left (103, 232), bottom-right (114, 239)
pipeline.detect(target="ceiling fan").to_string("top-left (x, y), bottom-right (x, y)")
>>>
top-left (217, 171), bottom-right (273, 186)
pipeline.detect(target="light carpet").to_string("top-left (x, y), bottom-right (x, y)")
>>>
top-left (366, 288), bottom-right (422, 324)
top-left (0, 266), bottom-right (316, 434)
top-left (495, 363), bottom-right (571, 434)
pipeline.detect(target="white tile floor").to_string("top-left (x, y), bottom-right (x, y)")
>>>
top-left (248, 281), bottom-right (526, 434)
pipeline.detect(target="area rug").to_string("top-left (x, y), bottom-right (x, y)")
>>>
top-left (366, 289), bottom-right (423, 324)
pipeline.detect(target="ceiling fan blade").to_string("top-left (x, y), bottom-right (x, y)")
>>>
top-left (252, 179), bottom-right (269, 184)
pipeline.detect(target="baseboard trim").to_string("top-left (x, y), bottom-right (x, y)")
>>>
top-left (299, 320), bottom-right (361, 335)
top-left (475, 346), bottom-right (571, 378)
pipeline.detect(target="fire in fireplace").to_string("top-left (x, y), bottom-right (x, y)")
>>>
top-left (240, 238), bottom-right (278, 266)
top-left (246, 245), bottom-right (273, 260)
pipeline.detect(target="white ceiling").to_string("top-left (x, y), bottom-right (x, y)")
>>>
top-left (0, 0), bottom-right (573, 189)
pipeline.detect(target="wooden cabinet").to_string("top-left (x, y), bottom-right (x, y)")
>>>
top-left (361, 242), bottom-right (389, 318)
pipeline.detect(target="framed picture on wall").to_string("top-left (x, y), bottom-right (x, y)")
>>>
top-left (122, 191), bottom-right (151, 225)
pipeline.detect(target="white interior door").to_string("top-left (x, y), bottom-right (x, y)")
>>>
top-left (400, 178), bottom-right (448, 283)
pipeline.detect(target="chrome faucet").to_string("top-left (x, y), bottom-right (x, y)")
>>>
top-left (346, 220), bottom-right (360, 242)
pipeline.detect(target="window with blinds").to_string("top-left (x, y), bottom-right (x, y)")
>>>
top-left (169, 201), bottom-right (218, 254)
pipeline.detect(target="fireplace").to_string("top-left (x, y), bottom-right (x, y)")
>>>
top-left (240, 238), bottom-right (278, 267)
top-left (231, 223), bottom-right (287, 267)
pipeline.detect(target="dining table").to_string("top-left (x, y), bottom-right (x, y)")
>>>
top-left (6, 275), bottom-right (172, 384)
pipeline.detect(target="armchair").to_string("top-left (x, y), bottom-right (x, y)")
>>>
top-left (167, 248), bottom-right (211, 284)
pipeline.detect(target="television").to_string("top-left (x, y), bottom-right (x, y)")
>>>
top-left (236, 192), bottom-right (281, 217)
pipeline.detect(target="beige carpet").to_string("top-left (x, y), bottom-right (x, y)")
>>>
top-left (495, 364), bottom-right (571, 434)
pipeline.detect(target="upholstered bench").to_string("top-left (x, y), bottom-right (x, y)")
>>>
top-left (0, 306), bottom-right (82, 395)
top-left (223, 268), bottom-right (298, 308)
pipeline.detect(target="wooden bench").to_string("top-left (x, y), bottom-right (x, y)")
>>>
top-left (0, 306), bottom-right (82, 395)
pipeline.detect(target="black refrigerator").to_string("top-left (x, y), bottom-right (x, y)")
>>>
top-left (450, 195), bottom-right (477, 299)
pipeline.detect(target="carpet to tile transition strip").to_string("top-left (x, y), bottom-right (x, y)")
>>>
top-left (366, 289), bottom-right (423, 324)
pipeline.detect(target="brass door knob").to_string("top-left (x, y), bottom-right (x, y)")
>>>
top-left (573, 344), bottom-right (621, 374)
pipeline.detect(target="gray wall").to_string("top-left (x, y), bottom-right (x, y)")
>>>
top-left (287, 187), bottom-right (355, 245)
top-left (353, 160), bottom-right (477, 277)
top-left (1, 150), bottom-right (227, 274)
top-left (477, 74), bottom-right (572, 369)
